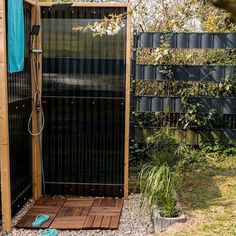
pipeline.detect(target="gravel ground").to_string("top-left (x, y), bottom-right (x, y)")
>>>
top-left (3, 194), bottom-right (154, 236)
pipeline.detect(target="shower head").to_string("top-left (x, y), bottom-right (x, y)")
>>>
top-left (49, 2), bottom-right (73, 12)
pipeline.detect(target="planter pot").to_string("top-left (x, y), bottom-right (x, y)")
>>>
top-left (153, 208), bottom-right (186, 234)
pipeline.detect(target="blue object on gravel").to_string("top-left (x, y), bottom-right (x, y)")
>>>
top-left (40, 229), bottom-right (59, 236)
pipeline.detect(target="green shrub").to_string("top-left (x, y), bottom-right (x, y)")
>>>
top-left (139, 128), bottom-right (186, 217)
top-left (140, 162), bottom-right (179, 217)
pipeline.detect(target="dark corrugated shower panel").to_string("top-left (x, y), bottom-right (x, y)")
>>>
top-left (7, 2), bottom-right (32, 216)
top-left (41, 6), bottom-right (127, 197)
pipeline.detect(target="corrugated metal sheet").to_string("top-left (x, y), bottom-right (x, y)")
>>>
top-left (7, 2), bottom-right (32, 216)
top-left (41, 6), bottom-right (127, 197)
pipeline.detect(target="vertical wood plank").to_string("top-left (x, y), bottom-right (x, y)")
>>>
top-left (0, 0), bottom-right (12, 232)
top-left (31, 5), bottom-right (43, 200)
top-left (124, 4), bottom-right (131, 200)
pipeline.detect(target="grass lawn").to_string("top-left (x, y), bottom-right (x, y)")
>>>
top-left (160, 155), bottom-right (236, 236)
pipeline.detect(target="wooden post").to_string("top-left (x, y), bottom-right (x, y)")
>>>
top-left (0, 0), bottom-right (12, 232)
top-left (31, 5), bottom-right (43, 200)
top-left (124, 4), bottom-right (131, 200)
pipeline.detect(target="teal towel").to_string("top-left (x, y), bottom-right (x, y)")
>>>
top-left (40, 229), bottom-right (59, 236)
top-left (8, 0), bottom-right (24, 73)
top-left (32, 214), bottom-right (50, 227)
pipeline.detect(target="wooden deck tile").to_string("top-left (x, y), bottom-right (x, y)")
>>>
top-left (15, 197), bottom-right (66, 229)
top-left (16, 197), bottom-right (124, 230)
top-left (16, 206), bottom-right (60, 229)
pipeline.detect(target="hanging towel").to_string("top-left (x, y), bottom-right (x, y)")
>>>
top-left (7, 0), bottom-right (24, 73)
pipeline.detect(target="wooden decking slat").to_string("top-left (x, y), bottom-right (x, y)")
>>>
top-left (15, 215), bottom-right (31, 228)
top-left (81, 207), bottom-right (91, 216)
top-left (65, 207), bottom-right (76, 216)
top-left (110, 216), bottom-right (120, 229)
top-left (101, 216), bottom-right (111, 229)
top-left (108, 198), bottom-right (116, 207)
top-left (64, 198), bottom-right (94, 208)
top-left (100, 198), bottom-right (109, 207)
top-left (74, 207), bottom-right (84, 216)
top-left (84, 216), bottom-right (95, 228)
top-left (92, 216), bottom-right (103, 228)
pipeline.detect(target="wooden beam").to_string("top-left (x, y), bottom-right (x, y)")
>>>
top-left (24, 0), bottom-right (36, 6)
top-left (124, 4), bottom-right (131, 200)
top-left (0, 0), bottom-right (12, 232)
top-left (31, 5), bottom-right (42, 200)
top-left (39, 2), bottom-right (129, 7)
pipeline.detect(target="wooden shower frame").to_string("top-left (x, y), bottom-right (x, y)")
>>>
top-left (0, 0), bottom-right (131, 232)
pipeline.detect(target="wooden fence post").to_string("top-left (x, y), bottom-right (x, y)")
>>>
top-left (124, 4), bottom-right (131, 200)
top-left (0, 0), bottom-right (12, 232)
top-left (31, 5), bottom-right (43, 201)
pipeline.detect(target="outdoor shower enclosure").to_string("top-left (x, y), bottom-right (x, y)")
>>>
top-left (0, 1), bottom-right (131, 232)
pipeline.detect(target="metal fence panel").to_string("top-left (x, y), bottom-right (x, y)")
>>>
top-left (133, 31), bottom-right (236, 144)
top-left (137, 32), bottom-right (236, 49)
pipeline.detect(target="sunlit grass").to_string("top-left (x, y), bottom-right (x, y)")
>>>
top-left (160, 156), bottom-right (236, 236)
